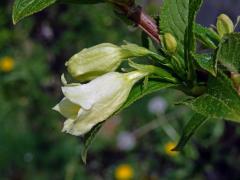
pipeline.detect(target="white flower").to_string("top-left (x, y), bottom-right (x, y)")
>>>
top-left (53, 71), bottom-right (147, 136)
top-left (148, 96), bottom-right (168, 114)
top-left (66, 43), bottom-right (154, 82)
top-left (117, 131), bottom-right (136, 151)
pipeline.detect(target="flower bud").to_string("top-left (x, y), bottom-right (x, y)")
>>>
top-left (53, 71), bottom-right (147, 136)
top-left (231, 72), bottom-right (240, 94)
top-left (217, 14), bottom-right (234, 38)
top-left (66, 43), bottom-right (125, 82)
top-left (163, 33), bottom-right (177, 54)
top-left (66, 43), bottom-right (153, 82)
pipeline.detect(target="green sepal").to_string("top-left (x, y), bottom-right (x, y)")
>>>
top-left (128, 61), bottom-right (178, 83)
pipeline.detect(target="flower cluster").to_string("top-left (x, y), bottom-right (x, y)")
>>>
top-left (53, 43), bottom-right (155, 136)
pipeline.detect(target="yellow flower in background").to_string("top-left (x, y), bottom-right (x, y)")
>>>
top-left (164, 142), bottom-right (178, 156)
top-left (0, 56), bottom-right (15, 72)
top-left (115, 164), bottom-right (134, 180)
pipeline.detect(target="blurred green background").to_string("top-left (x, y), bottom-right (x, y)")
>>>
top-left (1, 0), bottom-right (240, 179)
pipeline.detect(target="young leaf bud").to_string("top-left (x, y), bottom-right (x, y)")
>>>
top-left (163, 33), bottom-right (177, 54)
top-left (217, 14), bottom-right (234, 38)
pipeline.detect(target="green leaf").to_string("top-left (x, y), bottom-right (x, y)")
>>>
top-left (118, 79), bottom-right (175, 112)
top-left (184, 0), bottom-right (203, 80)
top-left (160, 0), bottom-right (189, 56)
top-left (216, 33), bottom-right (240, 72)
top-left (160, 0), bottom-right (203, 78)
top-left (185, 0), bottom-right (203, 52)
top-left (173, 113), bottom-right (208, 151)
top-left (184, 72), bottom-right (240, 122)
top-left (81, 122), bottom-right (103, 164)
top-left (12, 0), bottom-right (57, 24)
top-left (192, 53), bottom-right (216, 76)
top-left (194, 23), bottom-right (220, 49)
top-left (60, 0), bottom-right (104, 4)
top-left (12, 0), bottom-right (105, 24)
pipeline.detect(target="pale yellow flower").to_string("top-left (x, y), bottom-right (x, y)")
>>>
top-left (53, 71), bottom-right (147, 136)
top-left (164, 141), bottom-right (178, 156)
top-left (115, 164), bottom-right (134, 180)
top-left (0, 56), bottom-right (15, 72)
top-left (66, 43), bottom-right (154, 82)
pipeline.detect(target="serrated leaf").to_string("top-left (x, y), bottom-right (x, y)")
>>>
top-left (173, 113), bottom-right (208, 151)
top-left (12, 0), bottom-right (105, 24)
top-left (216, 33), bottom-right (240, 72)
top-left (160, 0), bottom-right (189, 56)
top-left (185, 0), bottom-right (203, 52)
top-left (192, 53), bottom-right (216, 76)
top-left (81, 122), bottom-right (103, 164)
top-left (160, 0), bottom-right (203, 78)
top-left (12, 0), bottom-right (57, 24)
top-left (184, 0), bottom-right (203, 80)
top-left (194, 23), bottom-right (220, 49)
top-left (81, 80), bottom-right (174, 163)
top-left (61, 0), bottom-right (104, 4)
top-left (184, 72), bottom-right (240, 122)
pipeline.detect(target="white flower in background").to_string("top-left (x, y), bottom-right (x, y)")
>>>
top-left (53, 71), bottom-right (147, 136)
top-left (117, 131), bottom-right (136, 151)
top-left (148, 96), bottom-right (168, 114)
top-left (41, 23), bottom-right (54, 40)
top-left (66, 43), bottom-right (155, 82)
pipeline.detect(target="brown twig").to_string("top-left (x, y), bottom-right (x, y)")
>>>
top-left (114, 3), bottom-right (160, 44)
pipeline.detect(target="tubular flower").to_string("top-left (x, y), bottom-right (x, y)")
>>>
top-left (53, 71), bottom-right (147, 136)
top-left (66, 43), bottom-right (154, 82)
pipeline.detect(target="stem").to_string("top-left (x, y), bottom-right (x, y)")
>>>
top-left (114, 4), bottom-right (160, 44)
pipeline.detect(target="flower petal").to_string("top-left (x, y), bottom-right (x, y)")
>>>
top-left (62, 119), bottom-right (75, 133)
top-left (62, 85), bottom-right (93, 110)
top-left (59, 71), bottom-right (147, 136)
top-left (53, 98), bottom-right (80, 119)
top-left (62, 86), bottom-right (131, 136)
top-left (62, 72), bottom-right (125, 110)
